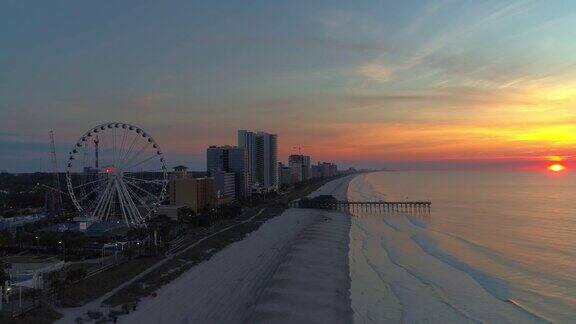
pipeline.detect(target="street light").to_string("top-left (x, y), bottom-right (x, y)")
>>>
top-left (58, 241), bottom-right (66, 261)
top-left (5, 286), bottom-right (11, 303)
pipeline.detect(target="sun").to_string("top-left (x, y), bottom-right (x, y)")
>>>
top-left (548, 163), bottom-right (566, 172)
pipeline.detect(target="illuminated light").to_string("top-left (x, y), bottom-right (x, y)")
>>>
top-left (548, 164), bottom-right (566, 172)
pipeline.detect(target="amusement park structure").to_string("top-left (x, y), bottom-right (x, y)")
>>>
top-left (66, 122), bottom-right (168, 227)
top-left (46, 130), bottom-right (63, 214)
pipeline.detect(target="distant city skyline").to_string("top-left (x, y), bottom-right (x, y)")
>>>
top-left (2, 1), bottom-right (576, 172)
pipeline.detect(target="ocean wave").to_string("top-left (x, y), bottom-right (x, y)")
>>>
top-left (412, 233), bottom-right (547, 322)
top-left (412, 233), bottom-right (510, 300)
top-left (404, 214), bottom-right (430, 229)
top-left (428, 229), bottom-right (574, 290)
top-left (379, 234), bottom-right (484, 323)
top-left (348, 174), bottom-right (386, 202)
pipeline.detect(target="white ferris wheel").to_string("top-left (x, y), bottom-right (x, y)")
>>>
top-left (66, 122), bottom-right (168, 227)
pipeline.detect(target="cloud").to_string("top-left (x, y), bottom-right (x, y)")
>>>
top-left (132, 93), bottom-right (175, 111)
top-left (356, 62), bottom-right (393, 83)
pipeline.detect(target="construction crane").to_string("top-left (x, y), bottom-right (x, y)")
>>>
top-left (48, 130), bottom-right (63, 214)
top-left (94, 135), bottom-right (99, 169)
top-left (292, 145), bottom-right (309, 155)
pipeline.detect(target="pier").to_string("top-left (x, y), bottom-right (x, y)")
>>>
top-left (289, 198), bottom-right (431, 213)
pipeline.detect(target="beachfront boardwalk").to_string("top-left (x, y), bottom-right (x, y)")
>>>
top-left (289, 199), bottom-right (432, 213)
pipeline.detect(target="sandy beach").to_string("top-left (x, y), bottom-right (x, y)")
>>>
top-left (120, 175), bottom-right (355, 323)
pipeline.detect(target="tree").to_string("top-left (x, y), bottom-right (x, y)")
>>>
top-left (177, 207), bottom-right (196, 225)
top-left (38, 231), bottom-right (60, 249)
top-left (62, 232), bottom-right (87, 254)
top-left (124, 245), bottom-right (136, 259)
top-left (0, 266), bottom-right (8, 294)
top-left (47, 271), bottom-right (64, 300)
top-left (27, 288), bottom-right (41, 305)
top-left (65, 268), bottom-right (87, 283)
top-left (15, 229), bottom-right (34, 248)
top-left (0, 230), bottom-right (12, 247)
top-left (126, 227), bottom-right (147, 240)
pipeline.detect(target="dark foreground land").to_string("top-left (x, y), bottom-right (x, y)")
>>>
top-left (7, 177), bottom-right (343, 324)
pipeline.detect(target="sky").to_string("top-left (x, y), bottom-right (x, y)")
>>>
top-left (2, 0), bottom-right (576, 172)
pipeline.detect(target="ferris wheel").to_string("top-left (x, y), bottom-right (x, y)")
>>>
top-left (66, 122), bottom-right (168, 227)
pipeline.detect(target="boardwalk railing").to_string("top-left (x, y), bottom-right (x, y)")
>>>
top-left (288, 200), bottom-right (431, 213)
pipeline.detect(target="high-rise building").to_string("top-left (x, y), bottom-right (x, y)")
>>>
top-left (279, 162), bottom-right (292, 186)
top-left (330, 163), bottom-right (338, 176)
top-left (213, 170), bottom-right (236, 203)
top-left (237, 130), bottom-right (256, 189)
top-left (169, 166), bottom-right (216, 213)
top-left (311, 164), bottom-right (322, 178)
top-left (238, 130), bottom-right (278, 191)
top-left (289, 161), bottom-right (303, 183)
top-left (289, 154), bottom-right (311, 182)
top-left (206, 145), bottom-right (249, 197)
top-left (316, 162), bottom-right (338, 178)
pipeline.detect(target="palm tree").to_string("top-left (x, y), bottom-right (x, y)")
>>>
top-left (177, 207), bottom-right (196, 225)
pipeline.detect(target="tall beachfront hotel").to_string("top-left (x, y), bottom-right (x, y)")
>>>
top-left (206, 145), bottom-right (249, 198)
top-left (238, 130), bottom-right (279, 192)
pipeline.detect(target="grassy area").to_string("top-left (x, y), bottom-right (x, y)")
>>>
top-left (4, 302), bottom-right (62, 324)
top-left (65, 262), bottom-right (97, 273)
top-left (2, 255), bottom-right (58, 263)
top-left (60, 256), bottom-right (162, 307)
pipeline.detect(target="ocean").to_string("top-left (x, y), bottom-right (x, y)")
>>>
top-left (347, 171), bottom-right (576, 323)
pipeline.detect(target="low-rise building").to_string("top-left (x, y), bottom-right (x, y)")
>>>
top-left (157, 205), bottom-right (186, 220)
top-left (169, 166), bottom-right (216, 213)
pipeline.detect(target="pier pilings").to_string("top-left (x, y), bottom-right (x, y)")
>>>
top-left (288, 200), bottom-right (432, 214)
